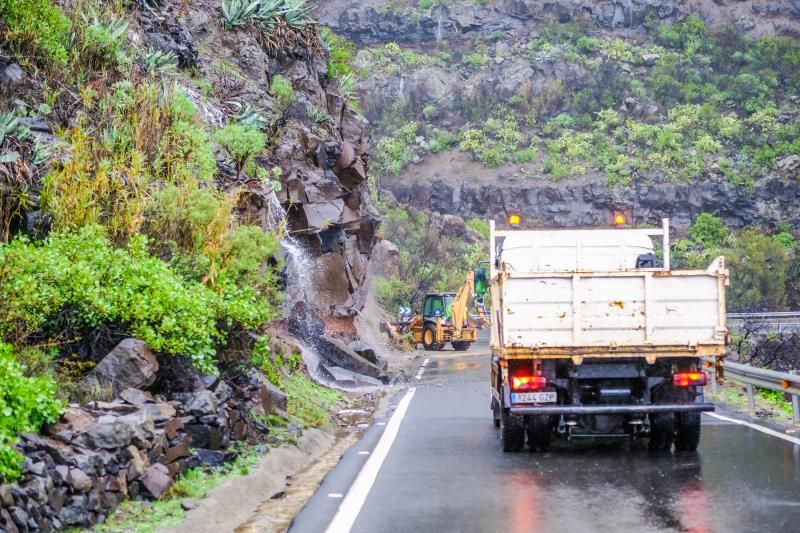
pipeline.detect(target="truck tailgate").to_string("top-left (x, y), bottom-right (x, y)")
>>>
top-left (499, 258), bottom-right (727, 350)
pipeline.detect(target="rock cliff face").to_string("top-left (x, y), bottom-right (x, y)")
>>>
top-left (391, 174), bottom-right (800, 230)
top-left (317, 0), bottom-right (800, 231)
top-left (317, 0), bottom-right (800, 44)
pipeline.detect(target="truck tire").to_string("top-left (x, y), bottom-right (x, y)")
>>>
top-left (501, 412), bottom-right (525, 452)
top-left (422, 325), bottom-right (437, 351)
top-left (452, 341), bottom-right (471, 351)
top-left (648, 413), bottom-right (675, 452)
top-left (674, 412), bottom-right (701, 451)
top-left (526, 415), bottom-right (551, 452)
top-left (492, 400), bottom-right (501, 428)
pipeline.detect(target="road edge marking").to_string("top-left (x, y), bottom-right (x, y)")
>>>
top-left (704, 412), bottom-right (800, 446)
top-left (325, 387), bottom-right (417, 533)
top-left (414, 358), bottom-right (430, 381)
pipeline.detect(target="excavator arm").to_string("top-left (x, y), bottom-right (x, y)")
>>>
top-left (450, 271), bottom-right (475, 339)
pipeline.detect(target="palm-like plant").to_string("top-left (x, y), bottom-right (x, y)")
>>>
top-left (221, 0), bottom-right (261, 29)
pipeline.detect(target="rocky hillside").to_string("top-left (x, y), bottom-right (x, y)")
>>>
top-left (319, 0), bottom-right (800, 230)
top-left (0, 0), bottom-right (385, 529)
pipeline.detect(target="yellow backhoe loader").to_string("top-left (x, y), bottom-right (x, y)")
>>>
top-left (410, 271), bottom-right (482, 351)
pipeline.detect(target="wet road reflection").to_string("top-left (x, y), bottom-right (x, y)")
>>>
top-left (297, 343), bottom-right (800, 533)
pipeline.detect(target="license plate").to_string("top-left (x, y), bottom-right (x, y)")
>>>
top-left (511, 392), bottom-right (557, 404)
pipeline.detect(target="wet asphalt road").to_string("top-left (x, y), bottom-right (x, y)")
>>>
top-left (291, 337), bottom-right (800, 533)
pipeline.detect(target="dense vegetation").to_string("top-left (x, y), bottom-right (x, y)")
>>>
top-left (374, 202), bottom-right (485, 310)
top-left (674, 213), bottom-right (798, 311)
top-left (0, 0), bottom-right (343, 482)
top-left (363, 16), bottom-right (800, 187)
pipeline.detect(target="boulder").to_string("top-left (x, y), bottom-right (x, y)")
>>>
top-left (88, 410), bottom-right (155, 450)
top-left (348, 341), bottom-right (378, 365)
top-left (119, 388), bottom-right (156, 406)
top-left (315, 337), bottom-right (382, 378)
top-left (141, 464), bottom-right (172, 498)
top-left (302, 200), bottom-right (345, 229)
top-left (319, 365), bottom-right (383, 387)
top-left (370, 240), bottom-right (400, 278)
top-left (82, 339), bottom-right (159, 396)
top-left (67, 468), bottom-right (93, 493)
top-left (184, 390), bottom-right (217, 416)
top-left (309, 253), bottom-right (353, 308)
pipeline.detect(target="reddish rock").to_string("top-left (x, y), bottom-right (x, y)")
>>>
top-left (141, 464), bottom-right (172, 498)
top-left (67, 468), bottom-right (93, 492)
top-left (164, 435), bottom-right (190, 463)
top-left (164, 417), bottom-right (185, 440)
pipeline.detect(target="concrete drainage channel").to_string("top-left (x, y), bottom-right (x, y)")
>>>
top-left (169, 403), bottom-right (379, 533)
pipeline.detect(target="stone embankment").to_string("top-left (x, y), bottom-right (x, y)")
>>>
top-left (0, 339), bottom-right (290, 532)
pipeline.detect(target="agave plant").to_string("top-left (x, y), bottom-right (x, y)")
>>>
top-left (254, 0), bottom-right (282, 30)
top-left (339, 72), bottom-right (359, 105)
top-left (0, 112), bottom-right (21, 148)
top-left (143, 49), bottom-right (179, 75)
top-left (280, 0), bottom-right (314, 27)
top-left (306, 105), bottom-right (330, 125)
top-left (82, 8), bottom-right (129, 57)
top-left (221, 0), bottom-right (261, 29)
top-left (230, 103), bottom-right (270, 130)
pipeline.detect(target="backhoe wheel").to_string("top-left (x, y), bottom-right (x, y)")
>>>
top-left (452, 341), bottom-right (471, 351)
top-left (526, 415), bottom-right (552, 452)
top-left (501, 411), bottom-right (525, 452)
top-left (674, 412), bottom-right (701, 452)
top-left (648, 413), bottom-right (675, 452)
top-left (422, 325), bottom-right (437, 351)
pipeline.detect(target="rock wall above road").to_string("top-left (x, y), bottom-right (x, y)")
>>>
top-left (316, 0), bottom-right (800, 44)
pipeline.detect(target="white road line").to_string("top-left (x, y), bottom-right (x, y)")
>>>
top-left (325, 387), bottom-right (417, 533)
top-left (376, 422), bottom-right (386, 426)
top-left (705, 412), bottom-right (800, 446)
top-left (328, 493), bottom-right (344, 498)
top-left (414, 358), bottom-right (431, 381)
top-left (357, 451), bottom-right (370, 455)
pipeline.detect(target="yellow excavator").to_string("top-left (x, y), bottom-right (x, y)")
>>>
top-left (410, 270), bottom-right (486, 351)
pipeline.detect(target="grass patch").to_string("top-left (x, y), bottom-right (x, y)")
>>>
top-left (96, 499), bottom-right (185, 533)
top-left (98, 445), bottom-right (264, 532)
top-left (279, 373), bottom-right (344, 428)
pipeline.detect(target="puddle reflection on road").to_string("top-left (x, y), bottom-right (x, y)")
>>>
top-left (501, 444), bottom-right (711, 533)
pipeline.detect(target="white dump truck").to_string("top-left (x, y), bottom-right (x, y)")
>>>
top-left (489, 218), bottom-right (729, 452)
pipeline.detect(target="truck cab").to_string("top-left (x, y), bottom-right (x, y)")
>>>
top-left (489, 218), bottom-right (728, 452)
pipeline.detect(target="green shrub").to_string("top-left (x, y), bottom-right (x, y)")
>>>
top-left (0, 342), bottom-right (64, 483)
top-left (270, 74), bottom-right (296, 111)
top-left (320, 27), bottom-right (357, 79)
top-left (0, 0), bottom-right (71, 65)
top-left (466, 218), bottom-right (489, 239)
top-left (0, 226), bottom-right (273, 374)
top-left (215, 123), bottom-right (267, 175)
top-left (462, 52), bottom-right (490, 70)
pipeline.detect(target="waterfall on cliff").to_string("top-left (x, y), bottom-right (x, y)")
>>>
top-left (266, 191), bottom-right (313, 316)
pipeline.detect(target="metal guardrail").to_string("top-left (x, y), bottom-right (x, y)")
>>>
top-left (726, 311), bottom-right (800, 333)
top-left (728, 312), bottom-right (800, 320)
top-left (704, 357), bottom-right (800, 425)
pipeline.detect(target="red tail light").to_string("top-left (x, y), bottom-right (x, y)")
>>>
top-left (511, 375), bottom-right (547, 391)
top-left (673, 372), bottom-right (707, 387)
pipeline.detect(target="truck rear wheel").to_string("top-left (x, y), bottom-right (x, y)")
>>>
top-left (491, 399), bottom-right (501, 427)
top-left (674, 412), bottom-right (701, 451)
top-left (501, 412), bottom-right (525, 452)
top-left (648, 413), bottom-right (675, 452)
top-left (452, 341), bottom-right (471, 351)
top-left (526, 415), bottom-right (551, 452)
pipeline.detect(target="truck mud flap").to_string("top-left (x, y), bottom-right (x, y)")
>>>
top-left (509, 403), bottom-right (715, 416)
